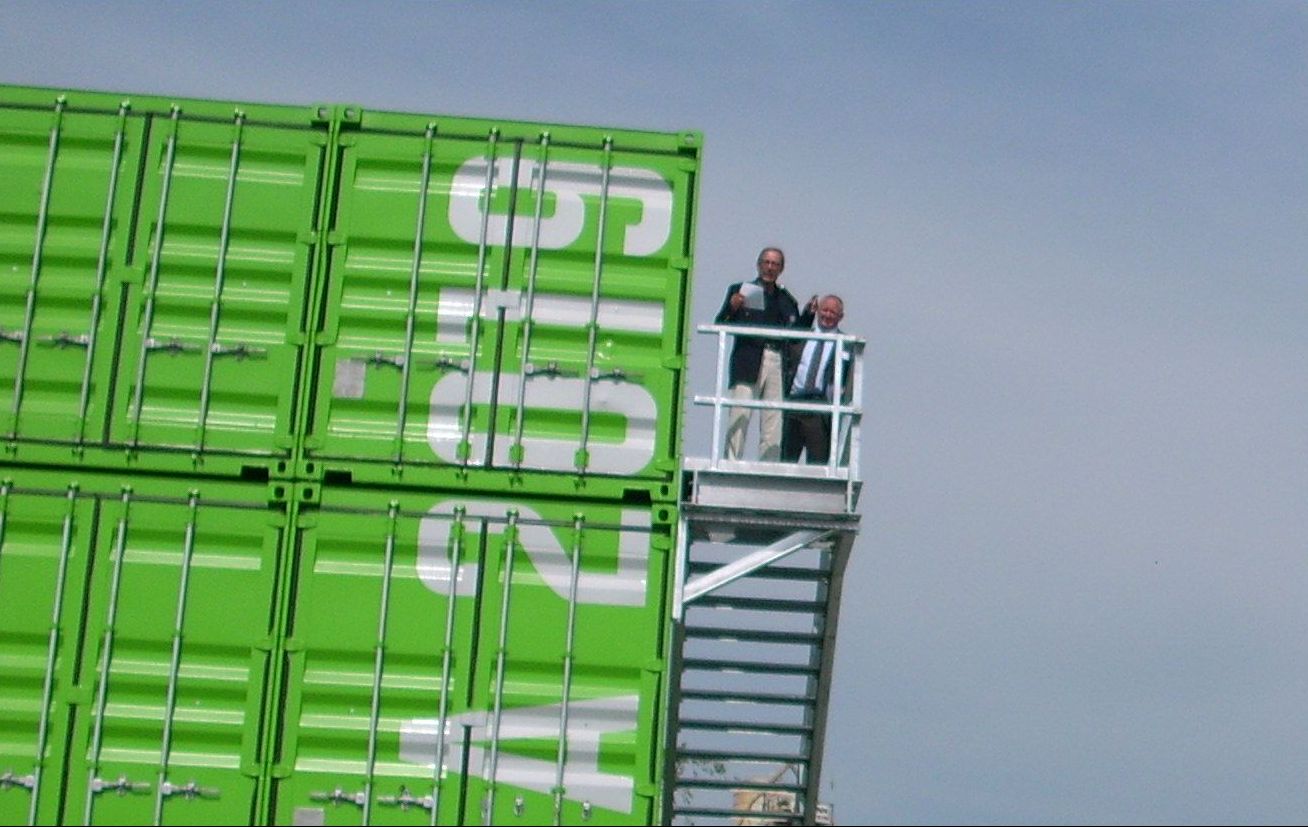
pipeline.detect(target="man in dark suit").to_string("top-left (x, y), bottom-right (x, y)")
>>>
top-left (715, 247), bottom-right (814, 461)
top-left (782, 294), bottom-right (849, 464)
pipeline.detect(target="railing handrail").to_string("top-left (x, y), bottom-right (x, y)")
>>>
top-left (697, 323), bottom-right (864, 345)
top-left (690, 397), bottom-right (859, 414)
top-left (689, 324), bottom-right (864, 496)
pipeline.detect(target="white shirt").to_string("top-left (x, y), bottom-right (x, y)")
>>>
top-left (790, 327), bottom-right (839, 398)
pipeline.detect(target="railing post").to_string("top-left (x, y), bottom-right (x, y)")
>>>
top-left (709, 329), bottom-right (728, 467)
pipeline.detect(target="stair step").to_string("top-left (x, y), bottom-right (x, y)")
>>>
top-left (679, 689), bottom-right (816, 706)
top-left (691, 595), bottom-right (828, 613)
top-left (682, 657), bottom-right (819, 676)
top-left (678, 718), bottom-right (813, 736)
top-left (676, 748), bottom-right (810, 764)
top-left (671, 805), bottom-right (803, 821)
top-left (687, 562), bottom-right (831, 582)
top-left (684, 626), bottom-right (823, 644)
top-left (674, 778), bottom-right (806, 793)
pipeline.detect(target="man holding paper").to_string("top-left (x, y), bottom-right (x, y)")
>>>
top-left (714, 246), bottom-right (815, 461)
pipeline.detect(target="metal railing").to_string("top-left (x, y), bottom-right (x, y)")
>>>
top-left (693, 324), bottom-right (865, 481)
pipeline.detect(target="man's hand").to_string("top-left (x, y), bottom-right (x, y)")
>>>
top-left (729, 292), bottom-right (745, 312)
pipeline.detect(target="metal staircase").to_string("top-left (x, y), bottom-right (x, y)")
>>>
top-left (667, 506), bottom-right (855, 825)
top-left (664, 323), bottom-right (864, 826)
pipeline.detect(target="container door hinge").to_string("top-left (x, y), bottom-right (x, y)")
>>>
top-left (309, 787), bottom-right (365, 807)
top-left (0, 770), bottom-right (35, 791)
top-left (160, 780), bottom-right (220, 800)
top-left (89, 775), bottom-right (150, 796)
top-left (42, 331), bottom-right (90, 349)
top-left (375, 786), bottom-right (434, 812)
top-left (591, 366), bottom-right (642, 383)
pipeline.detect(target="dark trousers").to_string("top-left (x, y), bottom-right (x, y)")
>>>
top-left (781, 409), bottom-right (832, 464)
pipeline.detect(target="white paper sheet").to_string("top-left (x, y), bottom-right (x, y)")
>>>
top-left (738, 282), bottom-right (765, 311)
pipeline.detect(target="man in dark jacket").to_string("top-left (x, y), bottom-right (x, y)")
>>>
top-left (714, 247), bottom-right (813, 461)
top-left (782, 294), bottom-right (850, 464)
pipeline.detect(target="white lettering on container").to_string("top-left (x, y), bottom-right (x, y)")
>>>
top-left (448, 159), bottom-right (673, 257)
top-left (426, 372), bottom-right (657, 475)
top-left (417, 501), bottom-right (650, 606)
top-left (399, 695), bottom-right (639, 813)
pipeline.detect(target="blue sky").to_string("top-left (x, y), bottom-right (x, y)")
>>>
top-left (3, 2), bottom-right (1305, 823)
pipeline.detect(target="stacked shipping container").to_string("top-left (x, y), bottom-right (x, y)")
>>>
top-left (0, 85), bottom-right (700, 826)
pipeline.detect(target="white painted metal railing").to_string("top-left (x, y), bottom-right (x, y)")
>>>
top-left (693, 323), bottom-right (865, 482)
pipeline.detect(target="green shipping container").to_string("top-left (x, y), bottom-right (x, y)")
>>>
top-left (0, 86), bottom-right (701, 500)
top-left (0, 87), bottom-right (323, 477)
top-left (0, 469), bottom-right (678, 825)
top-left (300, 110), bottom-right (699, 497)
top-left (0, 470), bottom-right (290, 825)
top-left (0, 84), bottom-right (699, 826)
top-left (271, 485), bottom-right (677, 825)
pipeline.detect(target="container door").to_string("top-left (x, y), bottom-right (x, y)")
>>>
top-left (0, 100), bottom-right (138, 447)
top-left (108, 111), bottom-right (323, 463)
top-left (267, 493), bottom-right (672, 826)
top-left (0, 483), bottom-right (96, 825)
top-left (303, 128), bottom-right (512, 473)
top-left (267, 500), bottom-right (478, 825)
top-left (62, 490), bottom-right (283, 825)
top-left (453, 496), bottom-right (671, 825)
top-left (304, 129), bottom-right (695, 486)
top-left (467, 138), bottom-right (694, 481)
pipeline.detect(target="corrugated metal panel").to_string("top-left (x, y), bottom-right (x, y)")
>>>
top-left (268, 487), bottom-right (677, 825)
top-left (300, 120), bottom-right (698, 495)
top-left (0, 469), bottom-right (290, 825)
top-left (0, 100), bottom-right (134, 449)
top-left (0, 88), bottom-right (326, 478)
top-left (0, 479), bottom-right (91, 824)
top-left (107, 111), bottom-right (321, 465)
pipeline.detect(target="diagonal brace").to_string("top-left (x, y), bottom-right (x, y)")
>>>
top-left (681, 529), bottom-right (834, 604)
